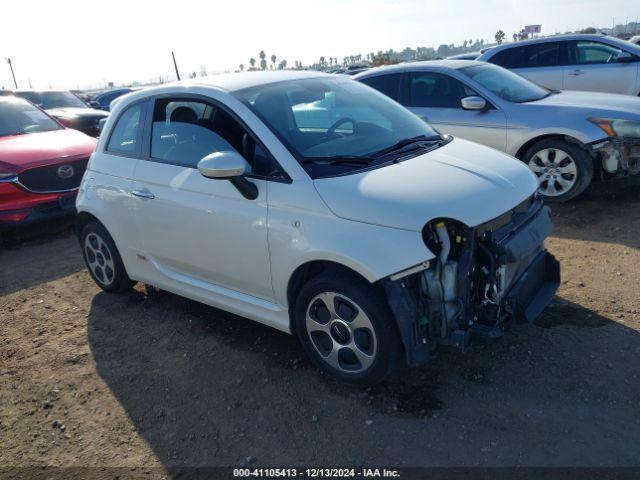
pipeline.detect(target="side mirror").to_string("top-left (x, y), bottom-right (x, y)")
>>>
top-left (461, 96), bottom-right (487, 111)
top-left (197, 151), bottom-right (258, 200)
top-left (89, 100), bottom-right (101, 109)
top-left (617, 51), bottom-right (636, 63)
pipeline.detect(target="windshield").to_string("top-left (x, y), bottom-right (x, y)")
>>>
top-left (234, 77), bottom-right (441, 176)
top-left (0, 98), bottom-right (62, 137)
top-left (19, 91), bottom-right (88, 109)
top-left (460, 64), bottom-right (551, 103)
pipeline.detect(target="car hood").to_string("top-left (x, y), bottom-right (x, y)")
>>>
top-left (0, 129), bottom-right (97, 173)
top-left (46, 107), bottom-right (109, 119)
top-left (531, 91), bottom-right (640, 118)
top-left (313, 138), bottom-right (538, 232)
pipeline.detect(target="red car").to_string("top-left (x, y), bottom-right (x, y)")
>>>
top-left (0, 96), bottom-right (96, 230)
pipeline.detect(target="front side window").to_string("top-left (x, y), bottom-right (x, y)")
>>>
top-left (569, 41), bottom-right (627, 65)
top-left (150, 98), bottom-right (276, 175)
top-left (0, 98), bottom-right (62, 137)
top-left (407, 72), bottom-right (478, 108)
top-left (107, 103), bottom-right (143, 154)
top-left (461, 64), bottom-right (551, 103)
top-left (234, 77), bottom-right (441, 178)
top-left (359, 73), bottom-right (402, 102)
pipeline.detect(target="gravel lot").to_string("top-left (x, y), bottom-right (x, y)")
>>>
top-left (1, 178), bottom-right (639, 473)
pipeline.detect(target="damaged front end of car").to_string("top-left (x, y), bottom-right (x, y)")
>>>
top-left (382, 196), bottom-right (560, 367)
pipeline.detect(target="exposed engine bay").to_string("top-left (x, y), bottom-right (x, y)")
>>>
top-left (383, 196), bottom-right (560, 366)
top-left (594, 138), bottom-right (640, 177)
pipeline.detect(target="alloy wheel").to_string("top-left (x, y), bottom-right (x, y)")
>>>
top-left (305, 292), bottom-right (377, 374)
top-left (528, 148), bottom-right (578, 197)
top-left (84, 232), bottom-right (116, 286)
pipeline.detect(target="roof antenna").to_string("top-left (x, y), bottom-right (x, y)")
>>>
top-left (172, 51), bottom-right (181, 81)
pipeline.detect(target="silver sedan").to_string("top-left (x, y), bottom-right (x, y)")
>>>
top-left (355, 60), bottom-right (640, 201)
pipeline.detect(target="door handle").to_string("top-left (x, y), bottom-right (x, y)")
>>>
top-left (568, 69), bottom-right (584, 76)
top-left (132, 189), bottom-right (155, 200)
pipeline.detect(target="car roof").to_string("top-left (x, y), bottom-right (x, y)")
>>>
top-left (157, 70), bottom-right (329, 95)
top-left (0, 95), bottom-right (30, 104)
top-left (14, 89), bottom-right (70, 93)
top-left (354, 60), bottom-right (482, 78)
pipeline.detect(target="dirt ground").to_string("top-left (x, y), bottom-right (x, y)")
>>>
top-left (1, 177), bottom-right (639, 474)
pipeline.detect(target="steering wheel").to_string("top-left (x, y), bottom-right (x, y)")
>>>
top-left (323, 117), bottom-right (356, 139)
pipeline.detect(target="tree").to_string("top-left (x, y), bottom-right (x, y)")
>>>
top-left (495, 30), bottom-right (505, 44)
top-left (249, 57), bottom-right (256, 69)
top-left (463, 39), bottom-right (468, 48)
top-left (580, 27), bottom-right (597, 34)
top-left (239, 64), bottom-right (244, 72)
top-left (259, 50), bottom-right (267, 70)
top-left (319, 56), bottom-right (325, 69)
top-left (278, 59), bottom-right (287, 70)
top-left (512, 32), bottom-right (518, 42)
top-left (271, 54), bottom-right (277, 69)
top-left (517, 29), bottom-right (528, 40)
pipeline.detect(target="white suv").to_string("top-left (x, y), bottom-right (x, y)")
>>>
top-left (477, 34), bottom-right (640, 96)
top-left (76, 71), bottom-right (559, 385)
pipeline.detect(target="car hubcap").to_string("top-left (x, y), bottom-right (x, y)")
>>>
top-left (306, 292), bottom-right (377, 374)
top-left (528, 148), bottom-right (577, 197)
top-left (84, 233), bottom-right (115, 286)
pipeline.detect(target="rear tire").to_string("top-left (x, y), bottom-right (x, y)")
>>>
top-left (522, 138), bottom-right (593, 202)
top-left (294, 271), bottom-right (402, 386)
top-left (81, 221), bottom-right (134, 293)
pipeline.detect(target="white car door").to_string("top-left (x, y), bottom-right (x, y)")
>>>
top-left (563, 40), bottom-right (639, 95)
top-left (131, 97), bottom-right (274, 301)
top-left (405, 71), bottom-right (507, 151)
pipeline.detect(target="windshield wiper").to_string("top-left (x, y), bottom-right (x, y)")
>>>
top-left (301, 155), bottom-right (376, 166)
top-left (373, 134), bottom-right (443, 158)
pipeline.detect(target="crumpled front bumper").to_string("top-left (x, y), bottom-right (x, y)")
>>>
top-left (505, 250), bottom-right (560, 323)
top-left (592, 137), bottom-right (640, 175)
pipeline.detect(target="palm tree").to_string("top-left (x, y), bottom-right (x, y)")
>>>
top-left (259, 50), bottom-right (267, 70)
top-left (249, 58), bottom-right (256, 69)
top-left (239, 64), bottom-right (244, 72)
top-left (495, 30), bottom-right (505, 44)
top-left (271, 54), bottom-right (277, 69)
top-left (319, 56), bottom-right (325, 69)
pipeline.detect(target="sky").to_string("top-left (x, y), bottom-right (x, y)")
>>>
top-left (0, 0), bottom-right (638, 90)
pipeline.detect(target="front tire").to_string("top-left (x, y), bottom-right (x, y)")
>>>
top-left (294, 272), bottom-right (401, 386)
top-left (81, 221), bottom-right (134, 293)
top-left (522, 139), bottom-right (593, 202)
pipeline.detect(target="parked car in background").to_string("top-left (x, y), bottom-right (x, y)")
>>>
top-left (356, 60), bottom-right (640, 201)
top-left (92, 88), bottom-right (137, 111)
top-left (76, 71), bottom-right (558, 385)
top-left (629, 35), bottom-right (640, 46)
top-left (12, 90), bottom-right (108, 137)
top-left (0, 97), bottom-right (96, 231)
top-left (477, 34), bottom-right (640, 96)
top-left (448, 51), bottom-right (482, 60)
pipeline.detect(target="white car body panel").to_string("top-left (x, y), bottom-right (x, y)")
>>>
top-left (478, 34), bottom-right (640, 96)
top-left (77, 72), bottom-right (540, 335)
top-left (313, 138), bottom-right (537, 231)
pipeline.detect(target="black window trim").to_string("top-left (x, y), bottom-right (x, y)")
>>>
top-left (139, 93), bottom-right (291, 184)
top-left (487, 40), bottom-right (568, 68)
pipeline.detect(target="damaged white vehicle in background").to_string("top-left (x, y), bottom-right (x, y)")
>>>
top-left (76, 71), bottom-right (559, 385)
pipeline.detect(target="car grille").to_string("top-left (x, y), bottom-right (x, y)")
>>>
top-left (18, 158), bottom-right (88, 193)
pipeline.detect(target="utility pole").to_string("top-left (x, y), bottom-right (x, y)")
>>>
top-left (5, 58), bottom-right (17, 89)
top-left (171, 51), bottom-right (181, 80)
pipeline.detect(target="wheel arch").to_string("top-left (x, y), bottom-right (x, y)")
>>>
top-left (286, 260), bottom-right (377, 334)
top-left (514, 133), bottom-right (590, 160)
top-left (75, 211), bottom-right (99, 241)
